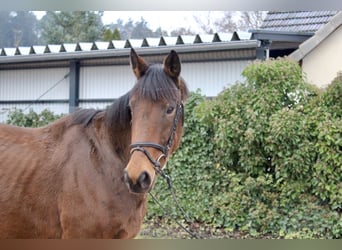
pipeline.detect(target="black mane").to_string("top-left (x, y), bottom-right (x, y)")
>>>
top-left (105, 92), bottom-right (131, 131)
top-left (69, 109), bottom-right (102, 128)
top-left (68, 92), bottom-right (131, 130)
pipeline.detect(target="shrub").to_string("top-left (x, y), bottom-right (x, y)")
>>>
top-left (267, 74), bottom-right (342, 210)
top-left (320, 72), bottom-right (342, 118)
top-left (198, 58), bottom-right (317, 177)
top-left (6, 108), bottom-right (63, 127)
top-left (146, 58), bottom-right (341, 239)
top-left (311, 75), bottom-right (342, 210)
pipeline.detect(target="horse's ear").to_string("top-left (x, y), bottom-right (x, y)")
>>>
top-left (130, 48), bottom-right (148, 79)
top-left (163, 50), bottom-right (181, 80)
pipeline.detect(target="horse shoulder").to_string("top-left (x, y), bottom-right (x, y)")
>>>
top-left (0, 123), bottom-right (65, 238)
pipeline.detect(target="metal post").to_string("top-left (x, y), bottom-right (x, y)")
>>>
top-left (256, 40), bottom-right (272, 60)
top-left (69, 60), bottom-right (80, 113)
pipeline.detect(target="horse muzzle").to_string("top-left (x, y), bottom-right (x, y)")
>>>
top-left (124, 143), bottom-right (166, 194)
top-left (123, 169), bottom-right (152, 194)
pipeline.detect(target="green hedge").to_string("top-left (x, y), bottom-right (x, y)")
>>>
top-left (6, 108), bottom-right (63, 127)
top-left (147, 59), bottom-right (341, 239)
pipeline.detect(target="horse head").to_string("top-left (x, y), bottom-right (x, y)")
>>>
top-left (124, 49), bottom-right (188, 193)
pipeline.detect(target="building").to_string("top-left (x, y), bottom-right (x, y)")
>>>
top-left (290, 11), bottom-right (342, 88)
top-left (254, 10), bottom-right (341, 88)
top-left (2, 11), bottom-right (338, 122)
top-left (0, 32), bottom-right (259, 122)
top-left (250, 11), bottom-right (338, 60)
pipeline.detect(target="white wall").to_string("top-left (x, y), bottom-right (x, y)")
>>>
top-left (80, 65), bottom-right (135, 100)
top-left (0, 60), bottom-right (250, 122)
top-left (0, 68), bottom-right (69, 122)
top-left (182, 60), bottom-right (250, 97)
top-left (0, 68), bottom-right (69, 100)
top-left (79, 60), bottom-right (250, 101)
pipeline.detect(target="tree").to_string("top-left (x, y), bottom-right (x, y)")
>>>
top-left (103, 27), bottom-right (121, 41)
top-left (213, 11), bottom-right (238, 33)
top-left (153, 27), bottom-right (168, 37)
top-left (0, 11), bottom-right (39, 47)
top-left (237, 11), bottom-right (267, 31)
top-left (193, 11), bottom-right (216, 34)
top-left (118, 18), bottom-right (135, 40)
top-left (0, 11), bottom-right (12, 47)
top-left (106, 18), bottom-right (168, 40)
top-left (39, 11), bottom-right (104, 44)
top-left (170, 27), bottom-right (196, 36)
top-left (130, 17), bottom-right (154, 38)
top-left (113, 28), bottom-right (121, 40)
top-left (192, 11), bottom-right (266, 34)
top-left (12, 11), bottom-right (39, 46)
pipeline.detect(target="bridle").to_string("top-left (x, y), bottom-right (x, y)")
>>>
top-left (129, 102), bottom-right (202, 239)
top-left (129, 102), bottom-right (184, 174)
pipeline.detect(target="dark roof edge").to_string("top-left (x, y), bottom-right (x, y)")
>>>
top-left (250, 29), bottom-right (314, 42)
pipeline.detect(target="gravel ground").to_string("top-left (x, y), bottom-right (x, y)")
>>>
top-left (136, 219), bottom-right (276, 239)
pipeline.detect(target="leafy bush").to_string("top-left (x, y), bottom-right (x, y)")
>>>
top-left (320, 72), bottom-right (342, 118)
top-left (146, 58), bottom-right (342, 239)
top-left (311, 75), bottom-right (342, 210)
top-left (198, 58), bottom-right (317, 177)
top-left (267, 73), bottom-right (342, 210)
top-left (6, 108), bottom-right (63, 127)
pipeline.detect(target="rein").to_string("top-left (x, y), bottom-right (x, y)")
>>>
top-left (149, 170), bottom-right (202, 239)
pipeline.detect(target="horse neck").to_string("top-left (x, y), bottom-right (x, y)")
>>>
top-left (107, 124), bottom-right (131, 163)
top-left (93, 113), bottom-right (131, 164)
top-left (96, 93), bottom-right (132, 163)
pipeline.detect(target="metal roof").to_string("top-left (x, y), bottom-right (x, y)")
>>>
top-left (260, 11), bottom-right (338, 32)
top-left (0, 32), bottom-right (256, 65)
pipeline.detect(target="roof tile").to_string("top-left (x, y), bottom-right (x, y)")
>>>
top-left (261, 11), bottom-right (338, 32)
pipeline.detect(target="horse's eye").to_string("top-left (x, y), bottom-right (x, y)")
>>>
top-left (166, 106), bottom-right (175, 114)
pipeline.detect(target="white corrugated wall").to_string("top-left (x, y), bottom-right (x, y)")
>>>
top-left (79, 60), bottom-right (251, 101)
top-left (1, 60), bottom-right (251, 123)
top-left (0, 68), bottom-right (69, 122)
top-left (79, 102), bottom-right (113, 110)
top-left (0, 68), bottom-right (69, 100)
top-left (80, 65), bottom-right (135, 100)
top-left (182, 60), bottom-right (250, 97)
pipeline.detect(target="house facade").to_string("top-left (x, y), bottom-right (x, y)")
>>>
top-left (290, 11), bottom-right (342, 88)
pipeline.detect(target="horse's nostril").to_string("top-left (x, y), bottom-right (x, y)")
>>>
top-left (123, 170), bottom-right (132, 186)
top-left (124, 169), bottom-right (151, 193)
top-left (137, 171), bottom-right (151, 189)
top-left (123, 170), bottom-right (128, 182)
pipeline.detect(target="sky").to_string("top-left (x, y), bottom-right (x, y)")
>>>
top-left (33, 11), bottom-right (226, 34)
top-left (102, 11), bottom-right (225, 33)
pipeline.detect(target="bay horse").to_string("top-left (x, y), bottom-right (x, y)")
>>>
top-left (0, 49), bottom-right (189, 238)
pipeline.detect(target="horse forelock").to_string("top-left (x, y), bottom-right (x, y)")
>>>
top-left (131, 65), bottom-right (183, 103)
